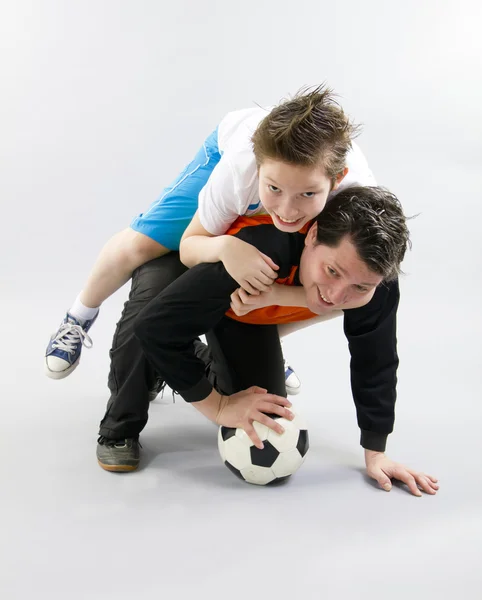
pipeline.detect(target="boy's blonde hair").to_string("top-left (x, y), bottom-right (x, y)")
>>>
top-left (252, 84), bottom-right (360, 184)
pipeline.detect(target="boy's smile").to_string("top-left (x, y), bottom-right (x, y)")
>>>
top-left (258, 159), bottom-right (347, 233)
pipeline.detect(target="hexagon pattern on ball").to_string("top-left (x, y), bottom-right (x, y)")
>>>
top-left (218, 408), bottom-right (309, 486)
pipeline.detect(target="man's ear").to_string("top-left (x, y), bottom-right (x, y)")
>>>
top-left (305, 221), bottom-right (318, 246)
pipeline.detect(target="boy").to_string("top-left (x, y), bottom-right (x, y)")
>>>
top-left (99, 186), bottom-right (439, 497)
top-left (45, 86), bottom-right (374, 396)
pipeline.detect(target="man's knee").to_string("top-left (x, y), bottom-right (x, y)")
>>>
top-left (130, 252), bottom-right (187, 303)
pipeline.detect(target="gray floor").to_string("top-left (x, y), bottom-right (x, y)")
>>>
top-left (2, 1), bottom-right (482, 598)
top-left (2, 281), bottom-right (481, 599)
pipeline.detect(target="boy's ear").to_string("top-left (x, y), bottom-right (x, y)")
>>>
top-left (333, 167), bottom-right (349, 190)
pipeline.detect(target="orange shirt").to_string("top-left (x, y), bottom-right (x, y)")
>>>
top-left (224, 215), bottom-right (318, 325)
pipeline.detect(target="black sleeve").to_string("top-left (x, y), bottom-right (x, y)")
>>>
top-left (343, 279), bottom-right (400, 452)
top-left (134, 226), bottom-right (295, 403)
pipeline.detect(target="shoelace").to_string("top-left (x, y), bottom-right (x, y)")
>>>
top-left (51, 321), bottom-right (93, 355)
top-left (98, 436), bottom-right (142, 449)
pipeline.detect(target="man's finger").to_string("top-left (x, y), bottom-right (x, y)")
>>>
top-left (254, 412), bottom-right (285, 435)
top-left (257, 402), bottom-right (294, 422)
top-left (417, 475), bottom-right (438, 495)
top-left (249, 386), bottom-right (268, 394)
top-left (395, 468), bottom-right (422, 497)
top-left (261, 393), bottom-right (291, 406)
top-left (374, 470), bottom-right (392, 491)
top-left (244, 424), bottom-right (264, 449)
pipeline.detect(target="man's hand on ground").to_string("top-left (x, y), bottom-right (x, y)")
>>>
top-left (365, 450), bottom-right (439, 497)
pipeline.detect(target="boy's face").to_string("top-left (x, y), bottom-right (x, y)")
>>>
top-left (299, 224), bottom-right (383, 315)
top-left (258, 159), bottom-right (347, 233)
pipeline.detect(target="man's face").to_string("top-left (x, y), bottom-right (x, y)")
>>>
top-left (258, 159), bottom-right (347, 233)
top-left (299, 225), bottom-right (383, 315)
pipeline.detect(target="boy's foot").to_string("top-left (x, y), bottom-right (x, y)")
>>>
top-left (44, 312), bottom-right (98, 379)
top-left (96, 437), bottom-right (141, 472)
top-left (284, 360), bottom-right (301, 395)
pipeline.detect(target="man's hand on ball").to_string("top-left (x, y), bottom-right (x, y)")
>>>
top-left (216, 386), bottom-right (294, 449)
top-left (365, 450), bottom-right (439, 497)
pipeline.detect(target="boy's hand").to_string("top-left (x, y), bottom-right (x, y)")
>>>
top-left (365, 450), bottom-right (439, 497)
top-left (220, 237), bottom-right (279, 295)
top-left (216, 386), bottom-right (293, 449)
top-left (230, 287), bottom-right (275, 316)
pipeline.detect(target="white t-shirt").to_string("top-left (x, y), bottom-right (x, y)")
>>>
top-left (198, 107), bottom-right (377, 235)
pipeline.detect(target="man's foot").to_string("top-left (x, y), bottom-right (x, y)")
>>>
top-left (284, 360), bottom-right (301, 395)
top-left (96, 436), bottom-right (141, 472)
top-left (44, 312), bottom-right (98, 379)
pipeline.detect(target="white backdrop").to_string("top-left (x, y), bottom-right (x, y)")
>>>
top-left (1, 2), bottom-right (481, 599)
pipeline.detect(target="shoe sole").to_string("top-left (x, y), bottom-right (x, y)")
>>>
top-left (286, 385), bottom-right (301, 396)
top-left (44, 357), bottom-right (80, 380)
top-left (97, 459), bottom-right (139, 472)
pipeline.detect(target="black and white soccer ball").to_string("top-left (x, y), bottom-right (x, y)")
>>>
top-left (217, 409), bottom-right (309, 485)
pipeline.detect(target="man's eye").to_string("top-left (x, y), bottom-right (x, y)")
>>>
top-left (355, 285), bottom-right (368, 293)
top-left (302, 192), bottom-right (315, 198)
top-left (268, 185), bottom-right (280, 193)
top-left (327, 267), bottom-right (337, 276)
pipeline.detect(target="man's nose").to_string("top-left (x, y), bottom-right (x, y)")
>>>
top-left (329, 285), bottom-right (348, 305)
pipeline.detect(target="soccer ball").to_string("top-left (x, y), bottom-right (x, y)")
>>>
top-left (217, 409), bottom-right (309, 485)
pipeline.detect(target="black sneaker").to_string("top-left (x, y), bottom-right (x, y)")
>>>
top-left (96, 436), bottom-right (141, 472)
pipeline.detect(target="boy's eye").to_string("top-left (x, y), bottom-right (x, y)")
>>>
top-left (302, 192), bottom-right (315, 198)
top-left (268, 185), bottom-right (280, 193)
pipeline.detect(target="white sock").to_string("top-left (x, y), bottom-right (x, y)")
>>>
top-left (69, 294), bottom-right (99, 323)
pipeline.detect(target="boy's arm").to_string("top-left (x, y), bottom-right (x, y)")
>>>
top-left (179, 211), bottom-right (243, 268)
top-left (180, 153), bottom-right (246, 268)
top-left (343, 279), bottom-right (400, 453)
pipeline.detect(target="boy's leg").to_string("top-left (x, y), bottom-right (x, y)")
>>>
top-left (45, 127), bottom-right (221, 380)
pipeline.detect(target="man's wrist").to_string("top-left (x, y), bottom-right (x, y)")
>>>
top-left (360, 430), bottom-right (388, 453)
top-left (193, 388), bottom-right (225, 423)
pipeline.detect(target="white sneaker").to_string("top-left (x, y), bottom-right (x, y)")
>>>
top-left (284, 359), bottom-right (301, 395)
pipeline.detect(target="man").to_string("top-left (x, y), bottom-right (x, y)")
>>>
top-left (98, 186), bottom-right (438, 497)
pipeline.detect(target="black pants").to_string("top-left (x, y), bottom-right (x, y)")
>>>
top-left (98, 254), bottom-right (285, 440)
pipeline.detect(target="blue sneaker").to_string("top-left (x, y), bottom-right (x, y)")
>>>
top-left (284, 359), bottom-right (301, 395)
top-left (45, 312), bottom-right (98, 379)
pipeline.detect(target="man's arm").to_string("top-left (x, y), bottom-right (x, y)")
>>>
top-left (343, 279), bottom-right (400, 453)
top-left (134, 260), bottom-right (237, 402)
top-left (134, 225), bottom-right (294, 402)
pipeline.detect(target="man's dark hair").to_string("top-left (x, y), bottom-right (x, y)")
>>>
top-left (315, 186), bottom-right (411, 281)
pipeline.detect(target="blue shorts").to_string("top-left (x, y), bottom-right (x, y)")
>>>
top-left (130, 128), bottom-right (221, 250)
